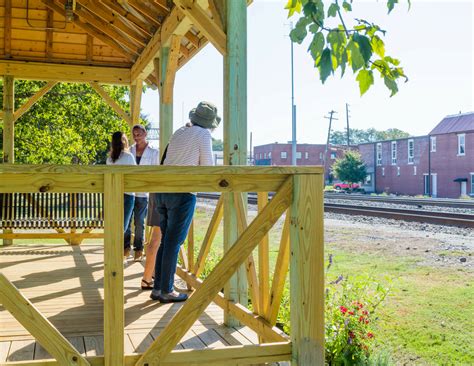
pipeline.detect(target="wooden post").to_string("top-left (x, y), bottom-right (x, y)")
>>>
top-left (129, 79), bottom-right (143, 140)
top-left (290, 174), bottom-right (325, 365)
top-left (104, 173), bottom-right (125, 366)
top-left (223, 0), bottom-right (247, 326)
top-left (2, 75), bottom-right (14, 246)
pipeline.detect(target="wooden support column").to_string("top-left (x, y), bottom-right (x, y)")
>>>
top-left (155, 35), bottom-right (181, 159)
top-left (223, 0), bottom-right (247, 326)
top-left (104, 173), bottom-right (125, 366)
top-left (2, 75), bottom-right (14, 246)
top-left (129, 80), bottom-right (143, 140)
top-left (290, 174), bottom-right (325, 365)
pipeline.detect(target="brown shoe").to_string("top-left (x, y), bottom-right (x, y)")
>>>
top-left (124, 247), bottom-right (131, 258)
top-left (134, 250), bottom-right (143, 262)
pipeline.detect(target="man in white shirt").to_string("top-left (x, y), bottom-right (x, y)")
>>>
top-left (126, 124), bottom-right (159, 261)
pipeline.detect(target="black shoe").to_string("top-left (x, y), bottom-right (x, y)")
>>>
top-left (158, 292), bottom-right (188, 303)
top-left (150, 290), bottom-right (161, 300)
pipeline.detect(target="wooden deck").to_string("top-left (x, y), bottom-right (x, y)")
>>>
top-left (0, 243), bottom-right (266, 363)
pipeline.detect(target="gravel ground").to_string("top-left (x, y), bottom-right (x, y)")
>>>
top-left (197, 199), bottom-right (474, 269)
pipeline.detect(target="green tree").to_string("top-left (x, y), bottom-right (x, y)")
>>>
top-left (332, 151), bottom-right (367, 187)
top-left (330, 127), bottom-right (410, 144)
top-left (0, 80), bottom-right (149, 164)
top-left (286, 0), bottom-right (409, 96)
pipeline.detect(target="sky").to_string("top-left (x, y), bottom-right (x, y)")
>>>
top-left (140, 0), bottom-right (473, 148)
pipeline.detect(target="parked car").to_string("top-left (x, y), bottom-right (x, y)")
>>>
top-left (333, 182), bottom-right (360, 190)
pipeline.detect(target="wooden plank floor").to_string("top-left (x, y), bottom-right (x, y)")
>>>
top-left (0, 243), bottom-right (278, 363)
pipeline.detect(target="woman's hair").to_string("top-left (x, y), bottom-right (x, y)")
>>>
top-left (110, 131), bottom-right (125, 163)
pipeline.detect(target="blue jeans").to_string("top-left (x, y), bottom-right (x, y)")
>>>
top-left (123, 194), bottom-right (135, 234)
top-left (124, 196), bottom-right (148, 251)
top-left (154, 193), bottom-right (196, 293)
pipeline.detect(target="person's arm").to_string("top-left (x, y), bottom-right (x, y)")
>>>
top-left (199, 131), bottom-right (214, 166)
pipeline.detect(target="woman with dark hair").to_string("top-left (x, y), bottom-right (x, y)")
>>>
top-left (148, 101), bottom-right (220, 303)
top-left (106, 132), bottom-right (136, 242)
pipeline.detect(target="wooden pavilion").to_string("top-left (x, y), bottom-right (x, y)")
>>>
top-left (0, 1), bottom-right (324, 365)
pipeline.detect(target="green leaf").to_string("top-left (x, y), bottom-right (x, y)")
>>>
top-left (308, 32), bottom-right (325, 60)
top-left (353, 33), bottom-right (372, 63)
top-left (371, 35), bottom-right (385, 57)
top-left (318, 48), bottom-right (333, 83)
top-left (342, 1), bottom-right (352, 11)
top-left (384, 56), bottom-right (400, 66)
top-left (328, 3), bottom-right (339, 17)
top-left (309, 24), bottom-right (320, 33)
top-left (356, 69), bottom-right (374, 96)
top-left (347, 41), bottom-right (364, 72)
top-left (290, 17), bottom-right (310, 44)
top-left (387, 0), bottom-right (398, 14)
top-left (384, 76), bottom-right (399, 96)
top-left (285, 0), bottom-right (302, 17)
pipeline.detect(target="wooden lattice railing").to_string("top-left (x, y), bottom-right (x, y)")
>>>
top-left (0, 165), bottom-right (324, 366)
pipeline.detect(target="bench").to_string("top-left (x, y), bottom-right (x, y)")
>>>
top-left (0, 192), bottom-right (104, 244)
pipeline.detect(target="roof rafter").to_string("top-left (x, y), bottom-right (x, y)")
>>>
top-left (128, 0), bottom-right (165, 27)
top-left (173, 0), bottom-right (226, 55)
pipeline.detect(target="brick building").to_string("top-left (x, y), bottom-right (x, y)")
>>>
top-left (253, 143), bottom-right (346, 181)
top-left (359, 112), bottom-right (474, 198)
top-left (254, 112), bottom-right (474, 198)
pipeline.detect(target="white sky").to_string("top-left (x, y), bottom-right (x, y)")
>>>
top-left (141, 0), bottom-right (473, 147)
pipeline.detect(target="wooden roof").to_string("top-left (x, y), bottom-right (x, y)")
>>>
top-left (0, 0), bottom-right (226, 85)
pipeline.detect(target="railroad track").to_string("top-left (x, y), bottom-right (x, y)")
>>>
top-left (325, 193), bottom-right (474, 209)
top-left (197, 193), bottom-right (474, 229)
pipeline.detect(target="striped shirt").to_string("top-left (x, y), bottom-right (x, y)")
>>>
top-left (164, 125), bottom-right (214, 166)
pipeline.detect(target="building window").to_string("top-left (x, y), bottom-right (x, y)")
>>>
top-left (305, 152), bottom-right (309, 159)
top-left (382, 167), bottom-right (385, 176)
top-left (268, 152), bottom-right (271, 159)
top-left (408, 139), bottom-right (414, 164)
top-left (414, 166), bottom-right (417, 175)
top-left (430, 136), bottom-right (436, 152)
top-left (330, 152), bottom-right (337, 159)
top-left (281, 151), bottom-right (287, 159)
top-left (391, 141), bottom-right (397, 165)
top-left (458, 134), bottom-right (465, 156)
top-left (319, 152), bottom-right (323, 160)
top-left (376, 143), bottom-right (382, 166)
top-left (424, 174), bottom-right (430, 195)
top-left (397, 167), bottom-right (401, 176)
top-left (296, 152), bottom-right (302, 159)
top-left (264, 152), bottom-right (267, 159)
top-left (365, 174), bottom-right (372, 184)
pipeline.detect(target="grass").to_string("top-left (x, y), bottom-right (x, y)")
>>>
top-left (189, 206), bottom-right (474, 364)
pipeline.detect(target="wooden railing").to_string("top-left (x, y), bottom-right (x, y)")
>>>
top-left (0, 165), bottom-right (324, 366)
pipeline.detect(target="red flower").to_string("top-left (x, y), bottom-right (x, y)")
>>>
top-left (367, 332), bottom-right (374, 338)
top-left (365, 319), bottom-right (370, 324)
top-left (348, 311), bottom-right (355, 315)
top-left (349, 331), bottom-right (355, 339)
top-left (359, 316), bottom-right (364, 323)
top-left (339, 306), bottom-right (348, 314)
top-left (362, 310), bottom-right (369, 315)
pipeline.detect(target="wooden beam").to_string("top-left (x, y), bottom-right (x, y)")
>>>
top-left (42, 0), bottom-right (137, 61)
top-left (193, 195), bottom-right (224, 277)
top-left (185, 30), bottom-right (200, 48)
top-left (4, 0), bottom-right (11, 58)
top-left (58, 0), bottom-right (143, 55)
top-left (76, 0), bottom-right (148, 46)
top-left (13, 82), bottom-right (57, 122)
top-left (176, 266), bottom-right (289, 343)
top-left (0, 60), bottom-right (130, 84)
top-left (104, 173), bottom-right (125, 366)
top-left (130, 80), bottom-right (143, 126)
top-left (257, 192), bottom-right (269, 320)
top-left (130, 29), bottom-right (161, 83)
top-left (0, 232), bottom-right (103, 240)
top-left (135, 177), bottom-right (293, 365)
top-left (234, 192), bottom-right (260, 315)
top-left (46, 8), bottom-right (54, 60)
top-left (209, 0), bottom-right (226, 31)
top-left (90, 82), bottom-right (132, 125)
top-left (0, 274), bottom-right (91, 366)
top-left (2, 75), bottom-right (14, 164)
top-left (174, 0), bottom-right (227, 55)
top-left (128, 0), bottom-right (166, 27)
top-left (86, 34), bottom-right (93, 62)
top-left (162, 34), bottom-right (182, 104)
top-left (290, 174), bottom-right (325, 365)
top-left (100, 0), bottom-right (156, 37)
top-left (265, 210), bottom-right (290, 325)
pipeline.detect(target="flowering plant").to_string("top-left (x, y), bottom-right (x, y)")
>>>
top-left (325, 255), bottom-right (390, 365)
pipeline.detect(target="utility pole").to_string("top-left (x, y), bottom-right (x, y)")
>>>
top-left (323, 110), bottom-right (338, 183)
top-left (249, 132), bottom-right (253, 165)
top-left (290, 22), bottom-right (297, 166)
top-left (345, 103), bottom-right (351, 146)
